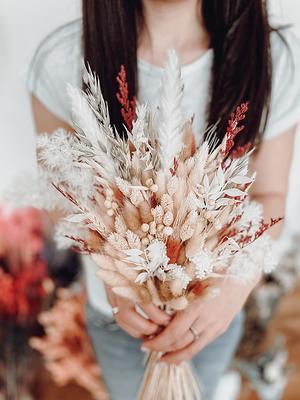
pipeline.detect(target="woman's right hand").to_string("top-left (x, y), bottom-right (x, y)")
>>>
top-left (105, 285), bottom-right (171, 339)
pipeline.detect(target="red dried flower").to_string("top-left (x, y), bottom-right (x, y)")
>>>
top-left (116, 65), bottom-right (136, 131)
top-left (222, 102), bottom-right (249, 159)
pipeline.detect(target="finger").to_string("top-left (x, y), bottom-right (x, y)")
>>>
top-left (104, 284), bottom-right (117, 307)
top-left (161, 328), bottom-right (215, 365)
top-left (118, 320), bottom-right (144, 339)
top-left (163, 317), bottom-right (208, 352)
top-left (117, 306), bottom-right (159, 336)
top-left (142, 310), bottom-right (197, 352)
top-left (139, 304), bottom-right (171, 326)
top-left (163, 331), bottom-right (194, 353)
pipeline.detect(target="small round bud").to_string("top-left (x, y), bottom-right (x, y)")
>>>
top-left (107, 209), bottom-right (114, 217)
top-left (141, 223), bottom-right (150, 233)
top-left (104, 200), bottom-right (112, 209)
top-left (150, 184), bottom-right (158, 193)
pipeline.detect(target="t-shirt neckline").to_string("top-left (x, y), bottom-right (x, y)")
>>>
top-left (137, 48), bottom-right (213, 76)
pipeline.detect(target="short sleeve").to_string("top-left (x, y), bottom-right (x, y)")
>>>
top-left (264, 28), bottom-right (300, 140)
top-left (27, 19), bottom-right (82, 124)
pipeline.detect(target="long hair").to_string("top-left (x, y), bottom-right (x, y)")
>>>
top-left (82, 0), bottom-right (276, 148)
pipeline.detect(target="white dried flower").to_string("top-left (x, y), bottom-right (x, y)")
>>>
top-left (190, 249), bottom-right (214, 280)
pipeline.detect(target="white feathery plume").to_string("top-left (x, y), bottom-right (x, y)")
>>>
top-left (157, 49), bottom-right (185, 169)
top-left (82, 62), bottom-right (132, 179)
top-left (67, 83), bottom-right (116, 183)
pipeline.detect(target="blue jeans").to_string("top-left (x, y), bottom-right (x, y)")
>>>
top-left (86, 304), bottom-right (244, 400)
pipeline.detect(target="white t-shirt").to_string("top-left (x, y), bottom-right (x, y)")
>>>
top-left (27, 19), bottom-right (300, 315)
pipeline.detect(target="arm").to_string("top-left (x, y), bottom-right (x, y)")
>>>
top-left (142, 126), bottom-right (297, 364)
top-left (31, 95), bottom-right (169, 336)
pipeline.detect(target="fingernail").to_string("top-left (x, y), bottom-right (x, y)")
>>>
top-left (141, 346), bottom-right (148, 352)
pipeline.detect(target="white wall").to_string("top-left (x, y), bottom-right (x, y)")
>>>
top-left (0, 0), bottom-right (300, 237)
top-left (0, 0), bottom-right (80, 192)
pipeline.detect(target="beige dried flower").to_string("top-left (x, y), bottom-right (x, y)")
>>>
top-left (126, 229), bottom-right (141, 249)
top-left (114, 215), bottom-right (127, 236)
top-left (161, 193), bottom-right (173, 212)
top-left (122, 200), bottom-right (141, 232)
top-left (151, 205), bottom-right (164, 224)
top-left (138, 200), bottom-right (153, 223)
top-left (130, 189), bottom-right (144, 206)
top-left (180, 223), bottom-right (194, 242)
top-left (107, 233), bottom-right (129, 251)
top-left (167, 175), bottom-right (179, 196)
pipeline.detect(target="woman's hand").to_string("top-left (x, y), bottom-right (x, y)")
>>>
top-left (105, 285), bottom-right (171, 339)
top-left (141, 275), bottom-right (261, 364)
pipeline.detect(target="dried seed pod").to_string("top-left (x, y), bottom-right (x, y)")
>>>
top-left (108, 232), bottom-right (129, 250)
top-left (151, 205), bottom-right (164, 224)
top-left (130, 189), bottom-right (143, 206)
top-left (114, 215), bottom-right (127, 235)
top-left (161, 193), bottom-right (173, 212)
top-left (180, 223), bottom-right (194, 242)
top-left (163, 210), bottom-right (174, 226)
top-left (149, 221), bottom-right (157, 235)
top-left (167, 175), bottom-right (179, 196)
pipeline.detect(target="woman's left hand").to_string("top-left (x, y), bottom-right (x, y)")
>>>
top-left (141, 275), bottom-right (260, 365)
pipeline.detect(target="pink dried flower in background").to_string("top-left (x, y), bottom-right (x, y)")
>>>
top-left (0, 204), bottom-right (50, 324)
top-left (30, 289), bottom-right (107, 400)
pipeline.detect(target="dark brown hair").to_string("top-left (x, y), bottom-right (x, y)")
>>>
top-left (82, 0), bottom-right (278, 148)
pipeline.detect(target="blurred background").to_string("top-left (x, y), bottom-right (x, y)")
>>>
top-left (0, 1), bottom-right (300, 399)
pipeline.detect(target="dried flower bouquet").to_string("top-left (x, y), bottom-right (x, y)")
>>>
top-left (36, 50), bottom-right (280, 399)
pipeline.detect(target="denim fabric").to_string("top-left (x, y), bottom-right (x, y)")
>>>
top-left (86, 304), bottom-right (244, 400)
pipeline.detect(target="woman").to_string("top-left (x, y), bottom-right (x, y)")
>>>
top-left (28, 1), bottom-right (300, 399)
